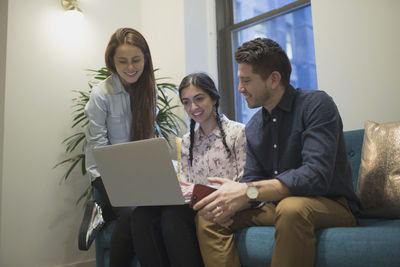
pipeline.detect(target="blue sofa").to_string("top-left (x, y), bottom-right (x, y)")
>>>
top-left (93, 129), bottom-right (400, 267)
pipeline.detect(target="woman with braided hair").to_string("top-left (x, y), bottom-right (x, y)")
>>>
top-left (130, 73), bottom-right (246, 267)
top-left (178, 73), bottom-right (246, 191)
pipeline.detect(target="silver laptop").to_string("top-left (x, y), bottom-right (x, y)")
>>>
top-left (92, 138), bottom-right (187, 206)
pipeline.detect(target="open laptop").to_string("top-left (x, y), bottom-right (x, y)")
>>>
top-left (92, 138), bottom-right (187, 206)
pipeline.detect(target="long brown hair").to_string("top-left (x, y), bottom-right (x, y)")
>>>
top-left (105, 28), bottom-right (156, 141)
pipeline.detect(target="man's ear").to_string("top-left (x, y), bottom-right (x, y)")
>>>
top-left (270, 71), bottom-right (282, 89)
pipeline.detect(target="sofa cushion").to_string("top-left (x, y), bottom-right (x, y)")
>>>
top-left (235, 226), bottom-right (275, 266)
top-left (357, 120), bottom-right (400, 218)
top-left (234, 219), bottom-right (400, 267)
top-left (315, 218), bottom-right (400, 267)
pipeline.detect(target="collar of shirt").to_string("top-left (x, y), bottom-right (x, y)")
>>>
top-left (262, 85), bottom-right (297, 121)
top-left (194, 114), bottom-right (229, 141)
top-left (111, 74), bottom-right (129, 95)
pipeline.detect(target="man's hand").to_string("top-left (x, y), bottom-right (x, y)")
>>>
top-left (193, 177), bottom-right (249, 227)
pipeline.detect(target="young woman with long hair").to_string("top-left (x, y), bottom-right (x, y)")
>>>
top-left (80, 27), bottom-right (156, 266)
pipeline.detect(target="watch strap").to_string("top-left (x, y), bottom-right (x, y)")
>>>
top-left (249, 200), bottom-right (263, 208)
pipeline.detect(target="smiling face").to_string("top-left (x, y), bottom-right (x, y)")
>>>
top-left (237, 63), bottom-right (272, 109)
top-left (113, 44), bottom-right (145, 86)
top-left (180, 84), bottom-right (217, 129)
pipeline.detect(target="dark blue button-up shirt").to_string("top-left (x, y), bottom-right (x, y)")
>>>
top-left (241, 85), bottom-right (362, 214)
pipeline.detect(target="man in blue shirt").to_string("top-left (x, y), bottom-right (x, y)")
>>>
top-left (193, 38), bottom-right (362, 267)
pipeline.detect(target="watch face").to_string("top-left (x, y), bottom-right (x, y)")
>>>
top-left (246, 186), bottom-right (259, 199)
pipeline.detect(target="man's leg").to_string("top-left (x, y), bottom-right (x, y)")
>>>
top-left (272, 196), bottom-right (357, 267)
top-left (196, 215), bottom-right (239, 267)
top-left (196, 203), bottom-right (276, 267)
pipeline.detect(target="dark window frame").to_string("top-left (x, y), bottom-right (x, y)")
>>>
top-left (216, 0), bottom-right (311, 119)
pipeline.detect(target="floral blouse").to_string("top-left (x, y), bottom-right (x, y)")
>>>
top-left (180, 115), bottom-right (246, 185)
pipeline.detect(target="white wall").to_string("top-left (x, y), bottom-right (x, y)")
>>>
top-left (311, 0), bottom-right (400, 130)
top-left (140, 0), bottom-right (187, 142)
top-left (0, 0), bottom-right (187, 266)
top-left (0, 0), bottom-right (8, 256)
top-left (184, 0), bottom-right (218, 80)
top-left (140, 0), bottom-right (186, 84)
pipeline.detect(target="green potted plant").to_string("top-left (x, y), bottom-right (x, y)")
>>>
top-left (55, 67), bottom-right (184, 204)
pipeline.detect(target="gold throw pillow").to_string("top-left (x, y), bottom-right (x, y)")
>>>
top-left (357, 120), bottom-right (400, 218)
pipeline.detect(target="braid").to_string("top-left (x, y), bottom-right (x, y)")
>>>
top-left (215, 103), bottom-right (231, 157)
top-left (189, 119), bottom-right (196, 166)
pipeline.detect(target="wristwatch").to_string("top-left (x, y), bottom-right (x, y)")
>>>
top-left (246, 182), bottom-right (261, 208)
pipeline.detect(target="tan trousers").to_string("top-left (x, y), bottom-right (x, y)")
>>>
top-left (196, 196), bottom-right (357, 267)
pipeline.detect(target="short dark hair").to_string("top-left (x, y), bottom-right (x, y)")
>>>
top-left (235, 38), bottom-right (292, 87)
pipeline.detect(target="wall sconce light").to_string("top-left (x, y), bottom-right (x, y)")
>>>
top-left (61, 0), bottom-right (82, 14)
top-left (53, 0), bottom-right (85, 48)
top-left (61, 0), bottom-right (83, 21)
top-left (61, 0), bottom-right (82, 12)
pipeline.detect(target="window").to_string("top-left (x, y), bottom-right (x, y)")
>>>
top-left (216, 0), bottom-right (318, 124)
top-left (233, 0), bottom-right (298, 23)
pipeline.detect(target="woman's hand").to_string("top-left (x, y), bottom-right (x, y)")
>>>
top-left (179, 181), bottom-right (194, 199)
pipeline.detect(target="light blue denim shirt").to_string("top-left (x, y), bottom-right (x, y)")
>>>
top-left (85, 74), bottom-right (132, 181)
